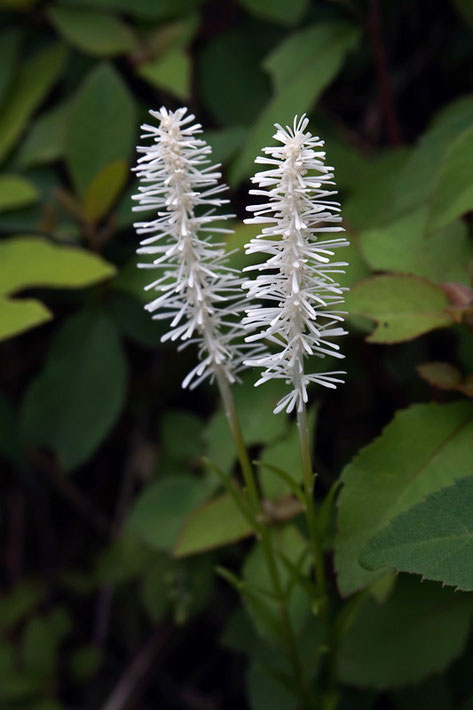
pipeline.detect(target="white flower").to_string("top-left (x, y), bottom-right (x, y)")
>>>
top-left (132, 106), bottom-right (250, 389)
top-left (243, 115), bottom-right (349, 414)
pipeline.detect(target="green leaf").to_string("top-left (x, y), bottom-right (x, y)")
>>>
top-left (82, 159), bottom-right (127, 221)
top-left (49, 5), bottom-right (136, 56)
top-left (0, 297), bottom-right (52, 341)
top-left (428, 125), bottom-right (473, 230)
top-left (23, 616), bottom-right (57, 677)
top-left (417, 362), bottom-right (463, 391)
top-left (360, 209), bottom-right (473, 285)
top-left (259, 406), bottom-right (317, 500)
top-left (68, 645), bottom-right (102, 682)
top-left (21, 310), bottom-right (127, 470)
top-left (335, 401), bottom-right (473, 596)
top-left (138, 48), bottom-right (191, 100)
top-left (16, 102), bottom-right (69, 168)
top-left (343, 149), bottom-right (409, 230)
top-left (389, 97), bottom-right (473, 221)
top-left (338, 575), bottom-right (473, 688)
top-left (0, 28), bottom-right (22, 104)
top-left (0, 175), bottom-right (39, 212)
top-left (174, 493), bottom-right (254, 557)
top-left (230, 22), bottom-right (360, 184)
top-left (242, 525), bottom-right (310, 645)
top-left (239, 0), bottom-right (309, 26)
top-left (197, 23), bottom-right (272, 127)
top-left (160, 410), bottom-right (204, 463)
top-left (127, 475), bottom-right (209, 551)
top-left (0, 236), bottom-right (116, 295)
top-left (203, 373), bottom-right (288, 474)
top-left (454, 0), bottom-right (473, 25)
top-left (55, 0), bottom-right (205, 20)
top-left (95, 532), bottom-right (152, 585)
top-left (65, 62), bottom-right (135, 196)
top-left (0, 581), bottom-right (44, 633)
top-left (346, 275), bottom-right (452, 343)
top-left (360, 476), bottom-right (473, 591)
top-left (203, 127), bottom-right (246, 166)
top-left (0, 43), bottom-right (66, 164)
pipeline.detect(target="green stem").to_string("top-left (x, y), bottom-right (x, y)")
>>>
top-left (297, 405), bottom-right (337, 707)
top-left (215, 368), bottom-right (315, 708)
top-left (297, 406), bottom-right (327, 602)
top-left (215, 368), bottom-right (259, 510)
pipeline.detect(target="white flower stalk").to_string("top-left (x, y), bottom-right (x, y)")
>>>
top-left (243, 115), bottom-right (349, 414)
top-left (132, 106), bottom-right (250, 389)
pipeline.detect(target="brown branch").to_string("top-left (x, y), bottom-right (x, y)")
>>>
top-left (101, 628), bottom-right (171, 710)
top-left (367, 0), bottom-right (403, 146)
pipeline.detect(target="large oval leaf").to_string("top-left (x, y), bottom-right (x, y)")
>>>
top-left (346, 275), bottom-right (452, 343)
top-left (335, 401), bottom-right (473, 596)
top-left (48, 6), bottom-right (136, 57)
top-left (21, 310), bottom-right (127, 470)
top-left (339, 575), bottom-right (473, 688)
top-left (361, 476), bottom-right (473, 591)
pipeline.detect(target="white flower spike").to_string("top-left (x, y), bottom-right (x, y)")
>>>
top-left (243, 115), bottom-right (349, 414)
top-left (132, 107), bottom-right (250, 389)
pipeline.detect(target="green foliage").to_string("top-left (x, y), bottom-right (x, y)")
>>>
top-left (16, 103), bottom-right (69, 168)
top-left (360, 211), bottom-right (473, 284)
top-left (239, 0), bottom-right (309, 26)
top-left (21, 310), bottom-right (127, 469)
top-left (65, 63), bottom-right (135, 196)
top-left (127, 475), bottom-right (209, 551)
top-left (48, 6), bottom-right (136, 57)
top-left (230, 22), bottom-right (361, 183)
top-left (138, 49), bottom-right (191, 101)
top-left (336, 402), bottom-right (473, 596)
top-left (0, 28), bottom-right (22, 104)
top-left (197, 22), bottom-right (273, 127)
top-left (0, 297), bottom-right (52, 341)
top-left (242, 525), bottom-right (312, 644)
top-left (204, 374), bottom-right (288, 473)
top-left (361, 476), bottom-right (473, 590)
top-left (174, 493), bottom-right (254, 557)
top-left (428, 124), bottom-right (473, 230)
top-left (0, 176), bottom-right (38, 212)
top-left (346, 275), bottom-right (452, 343)
top-left (2, 2), bottom-right (473, 707)
top-left (0, 236), bottom-right (115, 295)
top-left (338, 575), bottom-right (473, 688)
top-left (0, 43), bottom-right (66, 164)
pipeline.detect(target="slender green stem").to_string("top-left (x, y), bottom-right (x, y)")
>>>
top-left (297, 404), bottom-right (338, 708)
top-left (297, 406), bottom-right (327, 602)
top-left (215, 368), bottom-right (315, 708)
top-left (215, 368), bottom-right (259, 509)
